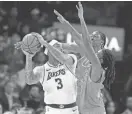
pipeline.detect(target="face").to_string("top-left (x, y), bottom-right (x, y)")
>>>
top-left (106, 102), bottom-right (116, 113)
top-left (90, 31), bottom-right (104, 52)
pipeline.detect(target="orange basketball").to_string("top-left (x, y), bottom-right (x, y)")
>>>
top-left (21, 33), bottom-right (42, 54)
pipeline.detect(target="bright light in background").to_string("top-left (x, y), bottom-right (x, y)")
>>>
top-left (66, 33), bottom-right (76, 44)
top-left (53, 22), bottom-right (125, 61)
top-left (66, 33), bottom-right (122, 52)
top-left (105, 37), bottom-right (122, 52)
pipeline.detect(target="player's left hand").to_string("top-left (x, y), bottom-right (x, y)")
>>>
top-left (14, 41), bottom-right (22, 50)
top-left (76, 2), bottom-right (84, 19)
top-left (31, 32), bottom-right (46, 47)
top-left (54, 9), bottom-right (68, 24)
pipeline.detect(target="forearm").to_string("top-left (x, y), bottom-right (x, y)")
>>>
top-left (65, 21), bottom-right (82, 45)
top-left (25, 56), bottom-right (38, 85)
top-left (80, 17), bottom-right (91, 45)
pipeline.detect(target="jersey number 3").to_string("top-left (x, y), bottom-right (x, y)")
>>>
top-left (55, 78), bottom-right (63, 90)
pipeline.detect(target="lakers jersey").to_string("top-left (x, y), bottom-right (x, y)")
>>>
top-left (37, 54), bottom-right (77, 104)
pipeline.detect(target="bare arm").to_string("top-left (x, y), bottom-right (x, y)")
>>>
top-left (25, 54), bottom-right (41, 85)
top-left (54, 10), bottom-right (90, 60)
top-left (77, 2), bottom-right (102, 82)
top-left (54, 10), bottom-right (83, 48)
top-left (65, 21), bottom-right (82, 44)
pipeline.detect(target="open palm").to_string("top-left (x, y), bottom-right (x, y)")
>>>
top-left (76, 2), bottom-right (84, 19)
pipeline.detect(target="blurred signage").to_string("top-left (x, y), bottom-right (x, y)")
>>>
top-left (53, 22), bottom-right (125, 61)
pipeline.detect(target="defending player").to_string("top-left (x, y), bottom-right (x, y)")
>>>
top-left (54, 2), bottom-right (115, 114)
top-left (15, 33), bottom-right (79, 114)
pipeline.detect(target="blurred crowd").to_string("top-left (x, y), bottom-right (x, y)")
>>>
top-left (1, 1), bottom-right (132, 114)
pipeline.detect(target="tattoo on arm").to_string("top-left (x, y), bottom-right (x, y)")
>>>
top-left (25, 56), bottom-right (40, 85)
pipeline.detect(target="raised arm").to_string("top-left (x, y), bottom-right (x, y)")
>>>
top-left (54, 10), bottom-right (89, 60)
top-left (34, 32), bottom-right (75, 66)
top-left (77, 2), bottom-right (102, 82)
top-left (76, 2), bottom-right (91, 43)
top-left (25, 53), bottom-right (42, 85)
top-left (15, 42), bottom-right (43, 85)
top-left (54, 10), bottom-right (83, 47)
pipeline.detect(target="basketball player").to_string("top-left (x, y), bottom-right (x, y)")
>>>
top-left (54, 2), bottom-right (115, 114)
top-left (15, 33), bottom-right (79, 114)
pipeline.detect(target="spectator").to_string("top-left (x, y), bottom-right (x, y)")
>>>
top-left (0, 64), bottom-right (9, 88)
top-left (8, 7), bottom-right (21, 34)
top-left (0, 80), bottom-right (21, 112)
top-left (29, 8), bottom-right (41, 33)
top-left (27, 84), bottom-right (44, 110)
top-left (21, 24), bottom-right (30, 37)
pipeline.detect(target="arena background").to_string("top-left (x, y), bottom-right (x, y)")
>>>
top-left (0, 1), bottom-right (132, 114)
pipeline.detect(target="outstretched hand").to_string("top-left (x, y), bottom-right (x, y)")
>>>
top-left (54, 9), bottom-right (68, 24)
top-left (76, 2), bottom-right (84, 19)
top-left (14, 41), bottom-right (35, 57)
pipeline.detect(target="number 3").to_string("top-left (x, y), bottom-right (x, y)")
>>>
top-left (55, 78), bottom-right (63, 90)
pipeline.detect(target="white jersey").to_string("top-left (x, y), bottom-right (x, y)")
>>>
top-left (33, 54), bottom-right (77, 104)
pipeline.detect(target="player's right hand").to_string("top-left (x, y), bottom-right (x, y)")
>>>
top-left (22, 49), bottom-right (35, 58)
top-left (15, 41), bottom-right (35, 58)
top-left (14, 41), bottom-right (22, 50)
top-left (54, 9), bottom-right (68, 24)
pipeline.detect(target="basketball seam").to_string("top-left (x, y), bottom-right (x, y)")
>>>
top-left (22, 42), bottom-right (28, 47)
top-left (29, 35), bottom-right (36, 46)
top-left (27, 35), bottom-right (33, 54)
top-left (30, 34), bottom-right (41, 49)
top-left (32, 34), bottom-right (39, 42)
top-left (29, 43), bottom-right (41, 48)
top-left (22, 41), bottom-right (28, 47)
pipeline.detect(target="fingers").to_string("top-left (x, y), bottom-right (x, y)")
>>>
top-left (76, 2), bottom-right (83, 10)
top-left (76, 5), bottom-right (79, 10)
top-left (78, 1), bottom-right (82, 8)
top-left (54, 9), bottom-right (62, 17)
top-left (57, 17), bottom-right (63, 23)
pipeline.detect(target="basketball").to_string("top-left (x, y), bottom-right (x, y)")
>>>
top-left (21, 32), bottom-right (42, 54)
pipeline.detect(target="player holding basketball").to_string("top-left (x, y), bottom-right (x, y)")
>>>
top-left (15, 32), bottom-right (79, 114)
top-left (54, 2), bottom-right (115, 114)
